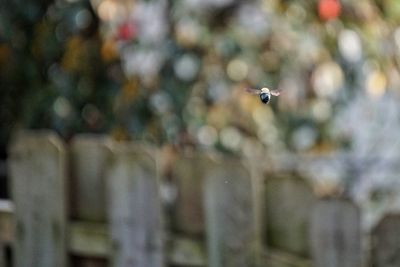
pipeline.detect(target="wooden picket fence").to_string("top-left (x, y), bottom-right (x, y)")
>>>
top-left (0, 130), bottom-right (399, 267)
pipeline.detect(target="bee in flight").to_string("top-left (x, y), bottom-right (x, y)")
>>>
top-left (245, 87), bottom-right (281, 104)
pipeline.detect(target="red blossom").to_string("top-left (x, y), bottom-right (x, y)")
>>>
top-left (318, 0), bottom-right (341, 21)
top-left (116, 21), bottom-right (137, 41)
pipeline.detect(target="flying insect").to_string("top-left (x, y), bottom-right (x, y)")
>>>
top-left (245, 87), bottom-right (281, 104)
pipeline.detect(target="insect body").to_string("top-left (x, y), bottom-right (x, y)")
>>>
top-left (245, 87), bottom-right (281, 104)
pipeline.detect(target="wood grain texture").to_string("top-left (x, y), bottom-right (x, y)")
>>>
top-left (371, 214), bottom-right (400, 267)
top-left (0, 200), bottom-right (14, 245)
top-left (0, 241), bottom-right (4, 267)
top-left (310, 198), bottom-right (361, 267)
top-left (169, 236), bottom-right (206, 266)
top-left (70, 256), bottom-right (108, 267)
top-left (204, 156), bottom-right (257, 267)
top-left (0, 200), bottom-right (13, 267)
top-left (70, 135), bottom-right (111, 221)
top-left (262, 248), bottom-right (311, 267)
top-left (264, 176), bottom-right (316, 257)
top-left (172, 153), bottom-right (206, 235)
top-left (69, 221), bottom-right (110, 257)
top-left (8, 131), bottom-right (67, 267)
top-left (106, 143), bottom-right (163, 267)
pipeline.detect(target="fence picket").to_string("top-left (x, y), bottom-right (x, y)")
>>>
top-left (310, 198), bottom-right (361, 267)
top-left (70, 135), bottom-right (110, 221)
top-left (204, 156), bottom-right (257, 267)
top-left (8, 131), bottom-right (67, 267)
top-left (372, 214), bottom-right (400, 267)
top-left (106, 143), bottom-right (163, 267)
top-left (5, 130), bottom-right (400, 267)
top-left (0, 200), bottom-right (13, 267)
top-left (0, 241), bottom-right (4, 267)
top-left (172, 154), bottom-right (205, 235)
top-left (264, 176), bottom-right (316, 256)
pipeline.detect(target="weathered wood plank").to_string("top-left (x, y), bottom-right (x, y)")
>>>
top-left (262, 249), bottom-right (311, 267)
top-left (0, 210), bottom-right (110, 259)
top-left (264, 176), bottom-right (316, 256)
top-left (172, 154), bottom-right (205, 235)
top-left (310, 198), bottom-right (361, 267)
top-left (0, 200), bottom-right (13, 267)
top-left (0, 239), bottom-right (4, 267)
top-left (169, 236), bottom-right (206, 266)
top-left (0, 245), bottom-right (3, 267)
top-left (372, 214), bottom-right (400, 267)
top-left (204, 156), bottom-right (258, 267)
top-left (70, 135), bottom-right (111, 221)
top-left (69, 221), bottom-right (110, 257)
top-left (106, 143), bottom-right (163, 267)
top-left (8, 131), bottom-right (67, 267)
top-left (0, 200), bottom-right (14, 245)
top-left (0, 210), bottom-right (206, 265)
top-left (70, 256), bottom-right (108, 267)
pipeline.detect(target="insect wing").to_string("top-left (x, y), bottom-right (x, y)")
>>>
top-left (244, 88), bottom-right (261, 95)
top-left (270, 90), bottom-right (281, 96)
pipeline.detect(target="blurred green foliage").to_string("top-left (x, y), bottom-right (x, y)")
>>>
top-left (2, 0), bottom-right (400, 157)
top-left (0, 0), bottom-right (120, 150)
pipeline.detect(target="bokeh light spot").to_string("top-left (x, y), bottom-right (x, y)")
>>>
top-left (291, 126), bottom-right (317, 151)
top-left (53, 97), bottom-right (72, 118)
top-left (318, 0), bottom-right (341, 21)
top-left (312, 61), bottom-right (344, 98)
top-left (226, 59), bottom-right (248, 82)
top-left (174, 54), bottom-right (200, 82)
top-left (197, 125), bottom-right (218, 146)
top-left (98, 0), bottom-right (121, 22)
top-left (338, 29), bottom-right (362, 63)
top-left (220, 127), bottom-right (242, 151)
top-left (75, 9), bottom-right (92, 29)
top-left (311, 99), bottom-right (332, 122)
top-left (367, 70), bottom-right (387, 98)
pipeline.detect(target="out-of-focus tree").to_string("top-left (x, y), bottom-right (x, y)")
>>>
top-left (89, 0), bottom-right (400, 219)
top-left (0, 0), bottom-right (120, 149)
top-left (3, 0), bottom-right (400, 212)
top-left (88, 0), bottom-right (400, 152)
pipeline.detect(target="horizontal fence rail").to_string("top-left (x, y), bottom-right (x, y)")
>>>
top-left (0, 130), bottom-right (398, 266)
